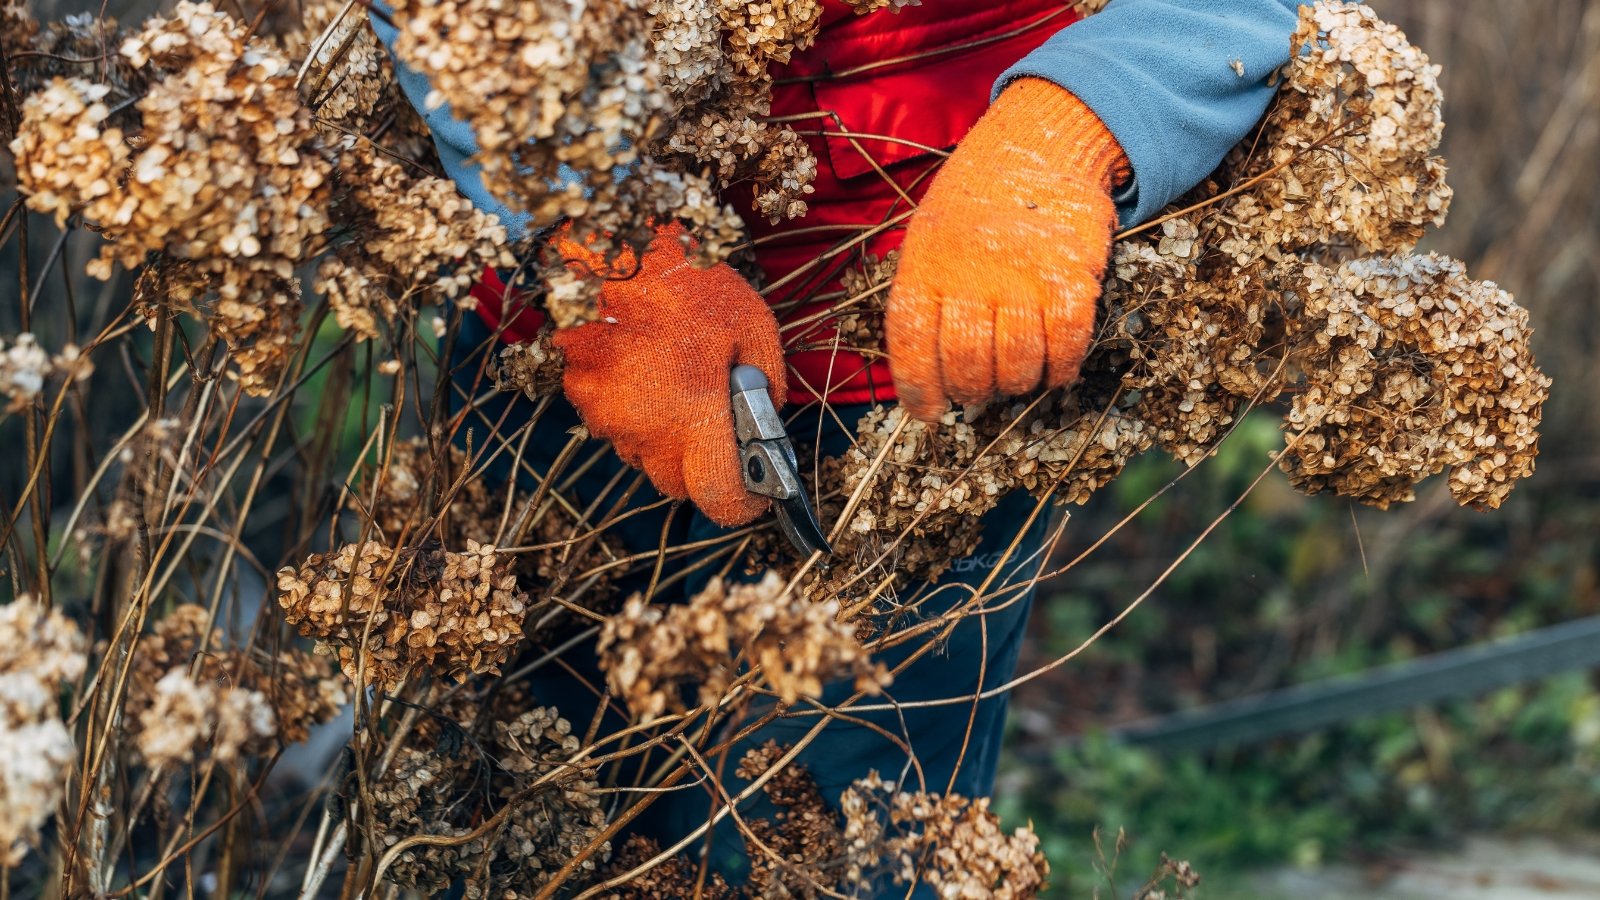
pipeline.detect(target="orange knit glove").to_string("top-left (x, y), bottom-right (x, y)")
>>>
top-left (550, 222), bottom-right (788, 527)
top-left (886, 78), bottom-right (1131, 422)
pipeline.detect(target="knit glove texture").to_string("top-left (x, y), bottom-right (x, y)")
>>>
top-left (551, 222), bottom-right (787, 527)
top-left (886, 77), bottom-right (1131, 421)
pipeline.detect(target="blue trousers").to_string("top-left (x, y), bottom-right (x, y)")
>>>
top-left (449, 316), bottom-right (1054, 890)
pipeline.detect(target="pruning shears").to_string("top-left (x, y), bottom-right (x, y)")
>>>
top-left (730, 365), bottom-right (833, 558)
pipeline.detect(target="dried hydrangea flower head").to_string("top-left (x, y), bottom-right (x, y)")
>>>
top-left (795, 386), bottom-right (1147, 610)
top-left (380, 0), bottom-right (734, 322)
top-left (1221, 2), bottom-right (1452, 261)
top-left (1281, 254), bottom-right (1549, 509)
top-left (828, 249), bottom-right (898, 354)
top-left (121, 604), bottom-right (346, 761)
top-left (598, 571), bottom-right (886, 721)
top-left (365, 690), bottom-right (608, 897)
top-left (492, 332), bottom-right (566, 399)
top-left (2, 11), bottom-right (147, 113)
top-left (11, 1), bottom-right (336, 394)
top-left (1098, 2), bottom-right (1542, 508)
top-left (384, 0), bottom-right (663, 225)
top-left (839, 0), bottom-right (923, 12)
top-left (1, 335), bottom-right (53, 412)
top-left (0, 597), bottom-right (87, 866)
top-left (135, 669), bottom-right (276, 769)
top-left (277, 540), bottom-right (529, 687)
top-left (614, 744), bottom-right (1050, 896)
top-left (278, 0), bottom-right (389, 133)
top-left (318, 144), bottom-right (515, 342)
top-left (654, 0), bottom-right (823, 222)
top-left (873, 787), bottom-right (1050, 898)
top-left (0, 0), bottom-right (38, 76)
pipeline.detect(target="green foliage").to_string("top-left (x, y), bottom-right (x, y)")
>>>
top-left (1003, 674), bottom-right (1600, 897)
top-left (1003, 408), bottom-right (1600, 895)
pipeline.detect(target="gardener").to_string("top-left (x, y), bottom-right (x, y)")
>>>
top-left (375, 0), bottom-right (1319, 886)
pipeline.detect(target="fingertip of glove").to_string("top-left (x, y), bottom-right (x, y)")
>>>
top-left (896, 384), bottom-right (951, 424)
top-left (702, 493), bottom-right (770, 529)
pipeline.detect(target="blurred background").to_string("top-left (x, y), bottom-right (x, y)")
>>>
top-left (4, 0), bottom-right (1598, 896)
top-left (1000, 1), bottom-right (1600, 895)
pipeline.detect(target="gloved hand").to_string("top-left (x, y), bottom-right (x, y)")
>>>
top-left (551, 222), bottom-right (788, 527)
top-left (886, 78), bottom-right (1131, 422)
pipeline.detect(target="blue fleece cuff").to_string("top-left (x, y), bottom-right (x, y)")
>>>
top-left (995, 0), bottom-right (1311, 229)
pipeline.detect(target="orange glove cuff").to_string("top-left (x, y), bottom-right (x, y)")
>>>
top-left (988, 78), bottom-right (1131, 194)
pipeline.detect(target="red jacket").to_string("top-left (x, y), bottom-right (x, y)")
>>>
top-left (471, 0), bottom-right (1077, 407)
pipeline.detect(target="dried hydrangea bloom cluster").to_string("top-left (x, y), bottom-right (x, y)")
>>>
top-left (10, 78), bottom-right (132, 233)
top-left (653, 0), bottom-right (822, 222)
top-left (6, 1), bottom-right (459, 391)
top-left (0, 0), bottom-right (38, 66)
top-left (10, 2), bottom-right (336, 394)
top-left (383, 0), bottom-right (741, 324)
top-left (277, 540), bottom-right (529, 687)
top-left (366, 689), bottom-right (608, 898)
top-left (491, 331), bottom-right (566, 399)
top-left (0, 596), bottom-right (86, 867)
top-left (606, 835), bottom-right (734, 898)
top-left (1281, 254), bottom-right (1549, 508)
top-left (1, 334), bottom-right (90, 412)
top-left (735, 740), bottom-right (888, 892)
top-left (797, 383), bottom-right (1147, 606)
top-left (318, 145), bottom-right (515, 341)
top-left (609, 743), bottom-right (1049, 897)
top-left (831, 249), bottom-right (899, 354)
top-left (819, 407), bottom-right (1003, 588)
top-left (385, 0), bottom-right (660, 227)
top-left (1098, 235), bottom-right (1278, 466)
top-left (598, 572), bottom-right (885, 721)
top-left (1079, 2), bottom-right (1458, 471)
top-left (136, 669), bottom-right (276, 769)
top-left (838, 0), bottom-right (922, 13)
top-left (1091, 2), bottom-right (1458, 474)
top-left (1215, 2), bottom-right (1451, 261)
top-left (1, 11), bottom-right (146, 116)
top-left (278, 0), bottom-right (388, 133)
top-left (0, 0), bottom-right (28, 28)
top-left (123, 604), bottom-right (347, 760)
top-left (1094, 1), bottom-right (1543, 508)
top-left (851, 776), bottom-right (1050, 898)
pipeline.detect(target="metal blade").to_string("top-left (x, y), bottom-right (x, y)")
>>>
top-left (775, 495), bottom-right (833, 558)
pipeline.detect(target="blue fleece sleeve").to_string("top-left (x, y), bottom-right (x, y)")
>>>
top-left (997, 0), bottom-right (1314, 229)
top-left (369, 5), bottom-right (586, 242)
